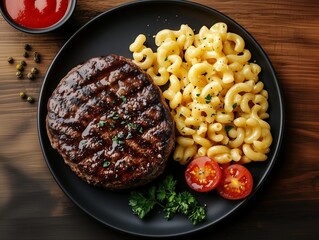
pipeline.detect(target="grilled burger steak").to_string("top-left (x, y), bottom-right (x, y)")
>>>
top-left (46, 54), bottom-right (175, 190)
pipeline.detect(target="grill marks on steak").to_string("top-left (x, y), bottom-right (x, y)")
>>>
top-left (46, 55), bottom-right (175, 189)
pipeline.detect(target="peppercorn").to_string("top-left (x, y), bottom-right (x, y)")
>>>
top-left (7, 57), bottom-right (14, 64)
top-left (16, 64), bottom-right (24, 71)
top-left (20, 60), bottom-right (27, 66)
top-left (16, 71), bottom-right (23, 79)
top-left (23, 51), bottom-right (29, 58)
top-left (33, 52), bottom-right (40, 63)
top-left (31, 67), bottom-right (38, 74)
top-left (27, 96), bottom-right (34, 103)
top-left (27, 72), bottom-right (35, 80)
top-left (19, 92), bottom-right (27, 99)
top-left (24, 43), bottom-right (31, 51)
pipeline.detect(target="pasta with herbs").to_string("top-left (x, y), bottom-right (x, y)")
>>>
top-left (129, 22), bottom-right (272, 165)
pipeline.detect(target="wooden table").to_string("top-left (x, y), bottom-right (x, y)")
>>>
top-left (1, 0), bottom-right (318, 239)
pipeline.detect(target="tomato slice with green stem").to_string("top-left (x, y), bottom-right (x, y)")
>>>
top-left (217, 164), bottom-right (253, 200)
top-left (185, 156), bottom-right (222, 192)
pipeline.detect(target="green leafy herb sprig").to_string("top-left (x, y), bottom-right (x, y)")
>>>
top-left (128, 175), bottom-right (206, 225)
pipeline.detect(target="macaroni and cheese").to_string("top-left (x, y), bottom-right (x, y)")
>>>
top-left (129, 22), bottom-right (272, 165)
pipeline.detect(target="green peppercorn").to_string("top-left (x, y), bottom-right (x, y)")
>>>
top-left (27, 96), bottom-right (34, 103)
top-left (31, 67), bottom-right (38, 74)
top-left (16, 71), bottom-right (23, 79)
top-left (24, 43), bottom-right (31, 51)
top-left (20, 60), bottom-right (26, 66)
top-left (33, 52), bottom-right (40, 63)
top-left (16, 64), bottom-right (24, 71)
top-left (19, 92), bottom-right (27, 99)
top-left (27, 72), bottom-right (35, 80)
top-left (7, 57), bottom-right (14, 64)
top-left (23, 51), bottom-right (29, 58)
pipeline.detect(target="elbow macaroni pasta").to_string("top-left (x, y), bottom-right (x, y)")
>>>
top-left (130, 23), bottom-right (273, 165)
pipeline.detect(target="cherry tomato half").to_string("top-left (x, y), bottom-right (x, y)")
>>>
top-left (185, 156), bottom-right (222, 192)
top-left (217, 164), bottom-right (253, 200)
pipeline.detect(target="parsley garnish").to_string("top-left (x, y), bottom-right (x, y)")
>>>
top-left (225, 125), bottom-right (234, 133)
top-left (107, 111), bottom-right (120, 120)
top-left (232, 103), bottom-right (238, 109)
top-left (120, 95), bottom-right (127, 103)
top-left (127, 122), bottom-right (138, 130)
top-left (103, 161), bottom-right (110, 168)
top-left (205, 94), bottom-right (212, 103)
top-left (80, 140), bottom-right (88, 146)
top-left (126, 132), bottom-right (133, 139)
top-left (129, 175), bottom-right (206, 225)
top-left (112, 135), bottom-right (124, 144)
top-left (98, 121), bottom-right (107, 127)
top-left (107, 111), bottom-right (115, 118)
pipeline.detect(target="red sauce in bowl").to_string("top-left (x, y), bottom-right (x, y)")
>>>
top-left (4, 0), bottom-right (69, 29)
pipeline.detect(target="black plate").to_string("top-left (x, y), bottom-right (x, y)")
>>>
top-left (38, 0), bottom-right (284, 237)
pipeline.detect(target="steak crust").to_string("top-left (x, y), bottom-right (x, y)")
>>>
top-left (46, 54), bottom-right (175, 190)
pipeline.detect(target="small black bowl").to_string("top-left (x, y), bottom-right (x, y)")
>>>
top-left (0, 0), bottom-right (77, 34)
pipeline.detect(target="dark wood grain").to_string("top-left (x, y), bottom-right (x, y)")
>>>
top-left (1, 0), bottom-right (318, 239)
